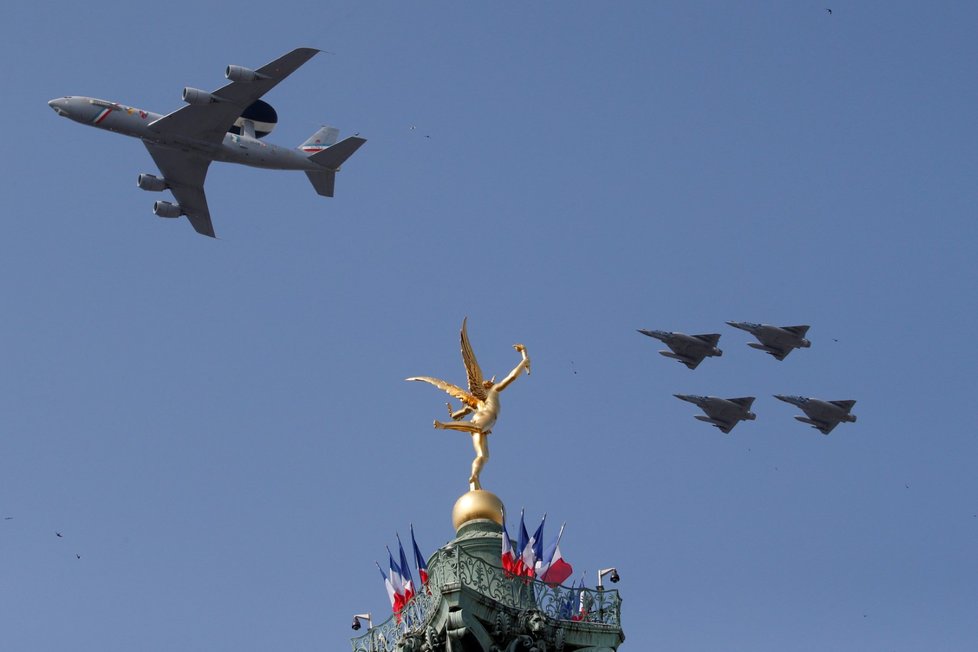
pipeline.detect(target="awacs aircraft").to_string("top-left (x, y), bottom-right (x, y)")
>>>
top-left (774, 395), bottom-right (857, 435)
top-left (726, 322), bottom-right (811, 361)
top-left (637, 329), bottom-right (722, 370)
top-left (674, 394), bottom-right (756, 433)
top-left (48, 48), bottom-right (365, 237)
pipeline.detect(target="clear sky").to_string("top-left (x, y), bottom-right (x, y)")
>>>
top-left (2, 2), bottom-right (977, 651)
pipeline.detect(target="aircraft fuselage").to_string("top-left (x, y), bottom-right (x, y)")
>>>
top-left (49, 96), bottom-right (321, 172)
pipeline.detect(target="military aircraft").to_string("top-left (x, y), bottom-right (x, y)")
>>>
top-left (674, 394), bottom-right (756, 433)
top-left (726, 322), bottom-right (811, 361)
top-left (48, 48), bottom-right (365, 237)
top-left (773, 395), bottom-right (857, 435)
top-left (637, 329), bottom-right (722, 370)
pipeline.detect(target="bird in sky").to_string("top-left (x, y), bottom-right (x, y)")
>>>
top-left (826, 8), bottom-right (832, 15)
top-left (56, 531), bottom-right (63, 538)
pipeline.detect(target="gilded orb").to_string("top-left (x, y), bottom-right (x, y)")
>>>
top-left (452, 489), bottom-right (505, 530)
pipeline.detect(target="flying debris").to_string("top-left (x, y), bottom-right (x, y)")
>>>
top-left (48, 48), bottom-right (366, 237)
top-left (637, 329), bottom-right (722, 370)
top-left (773, 395), bottom-right (857, 435)
top-left (727, 322), bottom-right (811, 361)
top-left (674, 394), bottom-right (757, 433)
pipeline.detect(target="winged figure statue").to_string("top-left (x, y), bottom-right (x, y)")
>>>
top-left (407, 318), bottom-right (531, 490)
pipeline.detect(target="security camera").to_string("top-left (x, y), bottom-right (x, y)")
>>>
top-left (352, 613), bottom-right (371, 631)
top-left (597, 567), bottom-right (620, 589)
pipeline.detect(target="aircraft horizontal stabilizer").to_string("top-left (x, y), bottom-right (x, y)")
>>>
top-left (309, 136), bottom-right (367, 170)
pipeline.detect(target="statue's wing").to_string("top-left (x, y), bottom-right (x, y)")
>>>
top-left (406, 376), bottom-right (481, 409)
top-left (460, 318), bottom-right (488, 401)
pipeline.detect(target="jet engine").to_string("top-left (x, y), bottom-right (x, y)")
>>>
top-left (137, 174), bottom-right (167, 191)
top-left (225, 65), bottom-right (267, 82)
top-left (229, 99), bottom-right (277, 139)
top-left (182, 87), bottom-right (222, 105)
top-left (153, 201), bottom-right (182, 218)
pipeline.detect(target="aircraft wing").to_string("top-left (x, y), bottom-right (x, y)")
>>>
top-left (692, 333), bottom-right (721, 347)
top-left (144, 142), bottom-right (215, 237)
top-left (782, 325), bottom-right (811, 338)
top-left (829, 400), bottom-right (857, 412)
top-left (148, 48), bottom-right (319, 144)
top-left (813, 419), bottom-right (839, 435)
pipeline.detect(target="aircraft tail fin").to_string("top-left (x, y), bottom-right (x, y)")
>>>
top-left (308, 136), bottom-right (367, 170)
top-left (305, 170), bottom-right (336, 197)
top-left (298, 126), bottom-right (340, 153)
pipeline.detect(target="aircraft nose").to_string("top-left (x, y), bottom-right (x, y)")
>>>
top-left (48, 98), bottom-right (70, 117)
top-left (48, 99), bottom-right (65, 115)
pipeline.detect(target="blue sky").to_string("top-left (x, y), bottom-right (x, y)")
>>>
top-left (2, 2), bottom-right (977, 650)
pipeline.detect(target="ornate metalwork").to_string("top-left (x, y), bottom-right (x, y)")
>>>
top-left (350, 545), bottom-right (621, 652)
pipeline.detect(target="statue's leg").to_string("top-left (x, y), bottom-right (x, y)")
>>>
top-left (435, 420), bottom-right (480, 433)
top-left (469, 433), bottom-right (489, 490)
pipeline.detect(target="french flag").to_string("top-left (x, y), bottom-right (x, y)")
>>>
top-left (513, 509), bottom-right (531, 576)
top-left (376, 561), bottom-right (402, 617)
top-left (386, 547), bottom-right (408, 613)
top-left (536, 523), bottom-right (573, 586)
top-left (411, 525), bottom-right (429, 587)
top-left (520, 514), bottom-right (546, 578)
top-left (396, 535), bottom-right (416, 603)
top-left (501, 518), bottom-right (518, 575)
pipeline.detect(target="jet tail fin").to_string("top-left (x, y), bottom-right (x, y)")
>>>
top-left (299, 125), bottom-right (340, 153)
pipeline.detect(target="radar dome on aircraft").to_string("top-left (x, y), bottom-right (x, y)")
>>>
top-left (229, 99), bottom-right (277, 138)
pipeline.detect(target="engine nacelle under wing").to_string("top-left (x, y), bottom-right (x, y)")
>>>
top-left (182, 87), bottom-right (222, 105)
top-left (153, 201), bottom-right (182, 218)
top-left (137, 174), bottom-right (167, 191)
top-left (225, 65), bottom-right (267, 82)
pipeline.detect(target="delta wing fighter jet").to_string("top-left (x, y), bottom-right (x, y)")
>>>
top-left (637, 329), bottom-right (723, 370)
top-left (674, 394), bottom-right (756, 433)
top-left (727, 322), bottom-right (811, 361)
top-left (774, 395), bottom-right (857, 435)
top-left (48, 48), bottom-right (366, 237)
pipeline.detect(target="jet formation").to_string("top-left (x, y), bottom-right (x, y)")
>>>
top-left (49, 48), bottom-right (365, 237)
top-left (640, 322), bottom-right (857, 435)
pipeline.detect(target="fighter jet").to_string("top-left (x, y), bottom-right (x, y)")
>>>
top-left (773, 395), bottom-right (857, 435)
top-left (674, 394), bottom-right (756, 433)
top-left (48, 48), bottom-right (366, 237)
top-left (637, 330), bottom-right (722, 370)
top-left (726, 322), bottom-right (811, 361)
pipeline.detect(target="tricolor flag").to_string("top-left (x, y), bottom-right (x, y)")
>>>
top-left (376, 561), bottom-right (402, 618)
top-left (501, 518), bottom-right (518, 574)
top-left (570, 572), bottom-right (589, 622)
top-left (396, 534), bottom-right (416, 603)
top-left (386, 547), bottom-right (408, 614)
top-left (411, 525), bottom-right (429, 587)
top-left (520, 514), bottom-right (546, 578)
top-left (536, 523), bottom-right (573, 586)
top-left (557, 577), bottom-right (581, 620)
top-left (514, 509), bottom-right (531, 576)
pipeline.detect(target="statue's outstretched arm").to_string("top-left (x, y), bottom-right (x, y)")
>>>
top-left (494, 344), bottom-right (530, 392)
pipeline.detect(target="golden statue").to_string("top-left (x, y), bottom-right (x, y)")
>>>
top-left (407, 318), bottom-right (531, 491)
